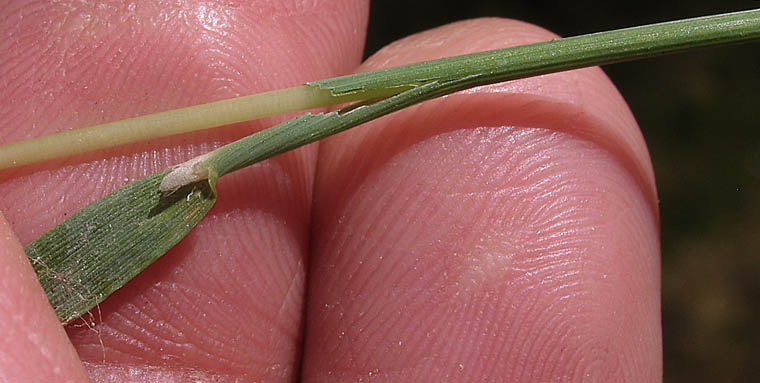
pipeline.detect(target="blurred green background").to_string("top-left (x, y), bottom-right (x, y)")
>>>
top-left (366, 2), bottom-right (760, 381)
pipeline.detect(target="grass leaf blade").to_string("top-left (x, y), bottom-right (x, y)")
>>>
top-left (24, 172), bottom-right (216, 324)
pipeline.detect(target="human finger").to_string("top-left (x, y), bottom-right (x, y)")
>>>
top-left (0, 1), bottom-right (368, 380)
top-left (304, 18), bottom-right (660, 381)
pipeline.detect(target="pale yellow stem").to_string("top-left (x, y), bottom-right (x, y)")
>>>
top-left (0, 85), bottom-right (364, 170)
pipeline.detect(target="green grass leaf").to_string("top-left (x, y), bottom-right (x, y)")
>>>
top-left (16, 8), bottom-right (760, 324)
top-left (24, 172), bottom-right (216, 325)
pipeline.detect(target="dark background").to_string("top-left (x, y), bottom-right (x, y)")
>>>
top-left (366, 2), bottom-right (760, 381)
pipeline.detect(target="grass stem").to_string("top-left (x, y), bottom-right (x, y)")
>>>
top-left (1, 8), bottom-right (759, 172)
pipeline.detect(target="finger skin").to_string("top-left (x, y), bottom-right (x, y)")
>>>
top-left (0, 1), bottom-right (368, 381)
top-left (304, 18), bottom-right (661, 382)
top-left (0, 213), bottom-right (89, 382)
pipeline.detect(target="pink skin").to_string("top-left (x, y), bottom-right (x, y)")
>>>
top-left (0, 2), bottom-right (661, 382)
top-left (306, 19), bottom-right (661, 381)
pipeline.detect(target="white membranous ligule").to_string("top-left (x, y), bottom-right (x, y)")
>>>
top-left (159, 153), bottom-right (213, 194)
